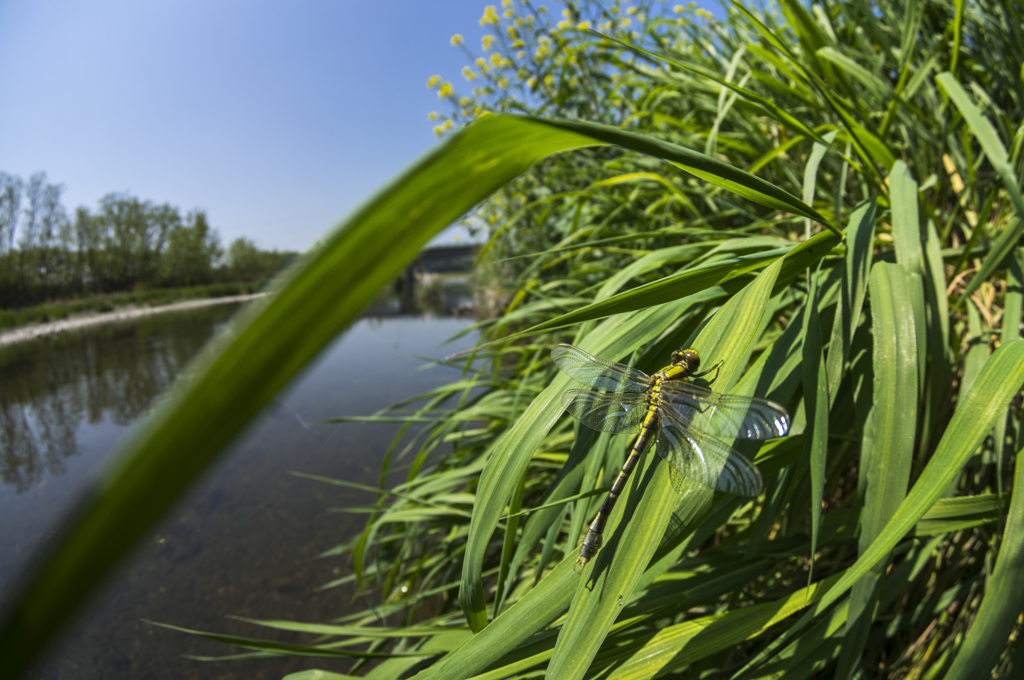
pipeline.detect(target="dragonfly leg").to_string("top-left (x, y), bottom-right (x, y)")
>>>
top-left (691, 359), bottom-right (723, 381)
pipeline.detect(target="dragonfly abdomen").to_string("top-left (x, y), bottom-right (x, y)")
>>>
top-left (574, 404), bottom-right (659, 573)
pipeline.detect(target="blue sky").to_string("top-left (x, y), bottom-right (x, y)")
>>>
top-left (0, 0), bottom-right (503, 251)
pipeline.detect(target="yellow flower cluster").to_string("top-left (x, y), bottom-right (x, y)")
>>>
top-left (428, 111), bottom-right (438, 121)
top-left (482, 34), bottom-right (496, 51)
top-left (433, 119), bottom-right (455, 137)
top-left (450, 34), bottom-right (464, 46)
top-left (557, 19), bottom-right (573, 29)
top-left (696, 8), bottom-right (713, 18)
top-left (427, 75), bottom-right (441, 88)
top-left (578, 20), bottom-right (592, 30)
top-left (438, 82), bottom-right (454, 98)
top-left (501, 0), bottom-right (513, 6)
top-left (480, 5), bottom-right (499, 25)
top-left (462, 66), bottom-right (477, 81)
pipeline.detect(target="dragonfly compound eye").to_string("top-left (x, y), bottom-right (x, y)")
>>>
top-left (682, 349), bottom-right (700, 372)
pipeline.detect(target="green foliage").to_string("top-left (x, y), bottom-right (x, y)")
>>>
top-left (2, 0), bottom-right (1024, 678)
top-left (0, 180), bottom-right (296, 308)
top-left (225, 236), bottom-right (294, 282)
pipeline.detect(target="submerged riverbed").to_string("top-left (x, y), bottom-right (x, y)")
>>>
top-left (0, 302), bottom-right (476, 679)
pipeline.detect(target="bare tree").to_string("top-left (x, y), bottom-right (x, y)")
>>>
top-left (0, 173), bottom-right (23, 254)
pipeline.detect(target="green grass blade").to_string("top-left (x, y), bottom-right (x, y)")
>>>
top-left (937, 72), bottom-right (1024, 223)
top-left (956, 218), bottom-right (1024, 309)
top-left (802, 130), bottom-right (840, 238)
top-left (826, 199), bottom-right (877, 403)
top-left (284, 671), bottom-right (361, 680)
top-left (962, 299), bottom-right (988, 397)
top-left (816, 47), bottom-right (893, 99)
top-left (1004, 251), bottom-right (1023, 346)
top-left (148, 622), bottom-right (433, 658)
top-left (921, 219), bottom-right (951, 453)
top-left (835, 262), bottom-right (918, 678)
top-left (0, 114), bottom-right (606, 679)
top-left (504, 231), bottom-right (840, 343)
top-left (416, 557), bottom-right (579, 680)
top-left (950, 0), bottom-right (966, 76)
top-left (605, 572), bottom-right (844, 679)
top-left (945, 443), bottom-right (1024, 678)
top-left (594, 31), bottom-right (831, 147)
top-left (801, 274), bottom-right (829, 584)
top-left (890, 161), bottom-right (924, 276)
top-left (504, 426), bottom-right (597, 593)
top-left (736, 339), bottom-right (1024, 677)
top-left (914, 494), bottom-right (1010, 536)
top-left (530, 118), bottom-right (838, 233)
top-left (889, 161), bottom-right (928, 398)
top-left (527, 249), bottom-right (784, 330)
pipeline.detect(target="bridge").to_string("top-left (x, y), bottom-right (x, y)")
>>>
top-left (395, 244), bottom-right (480, 314)
top-left (409, 244), bottom-right (479, 273)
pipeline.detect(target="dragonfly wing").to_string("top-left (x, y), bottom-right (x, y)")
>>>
top-left (562, 389), bottom-right (647, 434)
top-left (660, 381), bottom-right (789, 440)
top-left (656, 408), bottom-right (763, 497)
top-left (551, 344), bottom-right (649, 393)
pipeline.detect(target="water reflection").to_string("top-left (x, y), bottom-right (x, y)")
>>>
top-left (0, 305), bottom-right (238, 493)
top-left (1, 308), bottom-right (476, 680)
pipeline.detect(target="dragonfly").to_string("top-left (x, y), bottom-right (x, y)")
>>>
top-left (551, 343), bottom-right (790, 572)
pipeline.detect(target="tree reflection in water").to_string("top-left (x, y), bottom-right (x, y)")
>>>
top-left (0, 304), bottom-right (239, 493)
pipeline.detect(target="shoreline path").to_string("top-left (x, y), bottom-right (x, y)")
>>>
top-left (0, 294), bottom-right (266, 347)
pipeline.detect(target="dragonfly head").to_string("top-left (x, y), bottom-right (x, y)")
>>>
top-left (671, 348), bottom-right (700, 374)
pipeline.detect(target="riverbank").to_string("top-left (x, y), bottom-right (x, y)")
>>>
top-left (0, 282), bottom-right (265, 330)
top-left (0, 294), bottom-right (265, 347)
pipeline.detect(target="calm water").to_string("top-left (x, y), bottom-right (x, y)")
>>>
top-left (0, 303), bottom-right (477, 679)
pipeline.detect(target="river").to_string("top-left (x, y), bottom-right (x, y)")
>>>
top-left (0, 301), bottom-right (477, 679)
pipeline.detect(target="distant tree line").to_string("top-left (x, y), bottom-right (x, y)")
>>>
top-left (0, 171), bottom-right (297, 308)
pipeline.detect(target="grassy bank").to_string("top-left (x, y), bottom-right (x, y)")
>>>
top-left (0, 282), bottom-right (265, 330)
